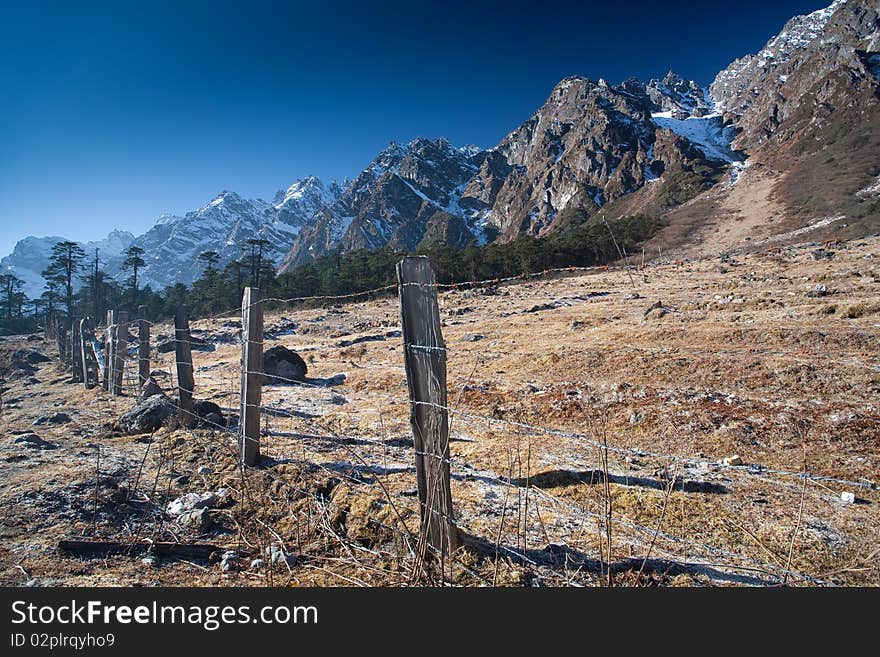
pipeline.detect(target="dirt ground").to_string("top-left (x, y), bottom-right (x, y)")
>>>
top-left (1, 236), bottom-right (878, 587)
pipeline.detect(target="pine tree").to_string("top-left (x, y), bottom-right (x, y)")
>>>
top-left (123, 245), bottom-right (146, 307)
top-left (244, 238), bottom-right (271, 288)
top-left (42, 241), bottom-right (85, 317)
top-left (0, 273), bottom-right (25, 319)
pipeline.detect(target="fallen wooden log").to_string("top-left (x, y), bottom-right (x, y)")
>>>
top-left (59, 539), bottom-right (220, 560)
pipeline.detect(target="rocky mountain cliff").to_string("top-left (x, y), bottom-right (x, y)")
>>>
top-left (710, 0), bottom-right (879, 151)
top-left (280, 70), bottom-right (733, 269)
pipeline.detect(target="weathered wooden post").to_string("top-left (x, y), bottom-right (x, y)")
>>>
top-left (239, 287), bottom-right (264, 466)
top-left (137, 305), bottom-right (150, 396)
top-left (78, 318), bottom-right (88, 388)
top-left (68, 320), bottom-right (77, 373)
top-left (112, 311), bottom-right (128, 396)
top-left (80, 318), bottom-right (99, 389)
top-left (55, 321), bottom-right (67, 364)
top-left (103, 310), bottom-right (115, 391)
top-left (174, 307), bottom-right (195, 415)
top-left (397, 255), bottom-right (459, 560)
top-left (70, 319), bottom-right (83, 383)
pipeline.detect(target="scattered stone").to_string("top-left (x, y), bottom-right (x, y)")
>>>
top-left (193, 400), bottom-right (225, 428)
top-left (643, 300), bottom-right (670, 319)
top-left (840, 491), bottom-right (856, 505)
top-left (156, 335), bottom-right (215, 353)
top-left (166, 489), bottom-right (229, 516)
top-left (448, 307), bottom-right (475, 316)
top-left (150, 369), bottom-right (171, 379)
top-left (628, 411), bottom-right (643, 426)
top-left (197, 466), bottom-right (213, 476)
top-left (265, 543), bottom-right (295, 566)
top-left (460, 333), bottom-right (486, 342)
top-left (624, 293), bottom-right (643, 300)
top-left (32, 412), bottom-right (71, 426)
top-left (722, 455), bottom-right (744, 466)
top-left (172, 474), bottom-right (190, 487)
top-left (220, 550), bottom-right (238, 572)
top-left (14, 349), bottom-right (51, 365)
top-left (250, 558), bottom-right (265, 570)
top-left (336, 332), bottom-right (393, 347)
top-left (13, 433), bottom-right (57, 450)
top-left (263, 345), bottom-right (307, 384)
top-left (140, 377), bottom-right (163, 398)
top-left (806, 283), bottom-right (829, 298)
top-left (570, 320), bottom-right (586, 329)
top-left (141, 556), bottom-right (158, 568)
top-left (118, 394), bottom-right (177, 434)
top-left (811, 249), bottom-right (835, 260)
top-left (177, 508), bottom-right (213, 532)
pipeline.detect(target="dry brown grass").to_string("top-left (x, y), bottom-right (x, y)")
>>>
top-left (1, 235), bottom-right (878, 586)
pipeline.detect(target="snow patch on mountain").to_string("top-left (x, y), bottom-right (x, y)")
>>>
top-left (651, 111), bottom-right (741, 163)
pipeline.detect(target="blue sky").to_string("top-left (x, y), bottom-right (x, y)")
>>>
top-left (0, 0), bottom-right (830, 256)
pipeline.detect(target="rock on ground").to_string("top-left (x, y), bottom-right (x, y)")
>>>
top-left (118, 394), bottom-right (178, 434)
top-left (263, 345), bottom-right (307, 384)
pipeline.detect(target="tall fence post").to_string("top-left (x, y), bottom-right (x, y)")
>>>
top-left (174, 307), bottom-right (194, 415)
top-left (137, 305), bottom-right (150, 396)
top-left (70, 319), bottom-right (83, 383)
top-left (79, 318), bottom-right (89, 389)
top-left (67, 320), bottom-right (77, 373)
top-left (397, 255), bottom-right (459, 561)
top-left (55, 321), bottom-right (67, 365)
top-left (103, 310), bottom-right (115, 391)
top-left (239, 287), bottom-right (264, 466)
top-left (80, 318), bottom-right (99, 389)
top-left (112, 311), bottom-right (128, 396)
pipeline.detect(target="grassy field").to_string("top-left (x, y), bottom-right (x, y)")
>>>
top-left (1, 235), bottom-right (878, 586)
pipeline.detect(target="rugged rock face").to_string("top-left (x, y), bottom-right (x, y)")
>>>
top-left (279, 138), bottom-right (485, 269)
top-left (281, 74), bottom-right (725, 267)
top-left (710, 0), bottom-right (880, 151)
top-left (477, 76), bottom-right (721, 240)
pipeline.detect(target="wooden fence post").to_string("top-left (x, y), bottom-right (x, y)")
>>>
top-left (70, 319), bottom-right (83, 383)
top-left (174, 307), bottom-right (195, 415)
top-left (397, 255), bottom-right (459, 560)
top-left (112, 311), bottom-right (128, 396)
top-left (80, 318), bottom-right (99, 389)
top-left (103, 310), bottom-right (114, 391)
top-left (239, 287), bottom-right (264, 466)
top-left (137, 305), bottom-right (150, 395)
top-left (55, 321), bottom-right (67, 364)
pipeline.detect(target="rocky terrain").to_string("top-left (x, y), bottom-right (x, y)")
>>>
top-left (1, 234), bottom-right (877, 586)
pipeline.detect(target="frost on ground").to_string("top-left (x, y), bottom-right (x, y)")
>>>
top-left (1, 235), bottom-right (879, 587)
